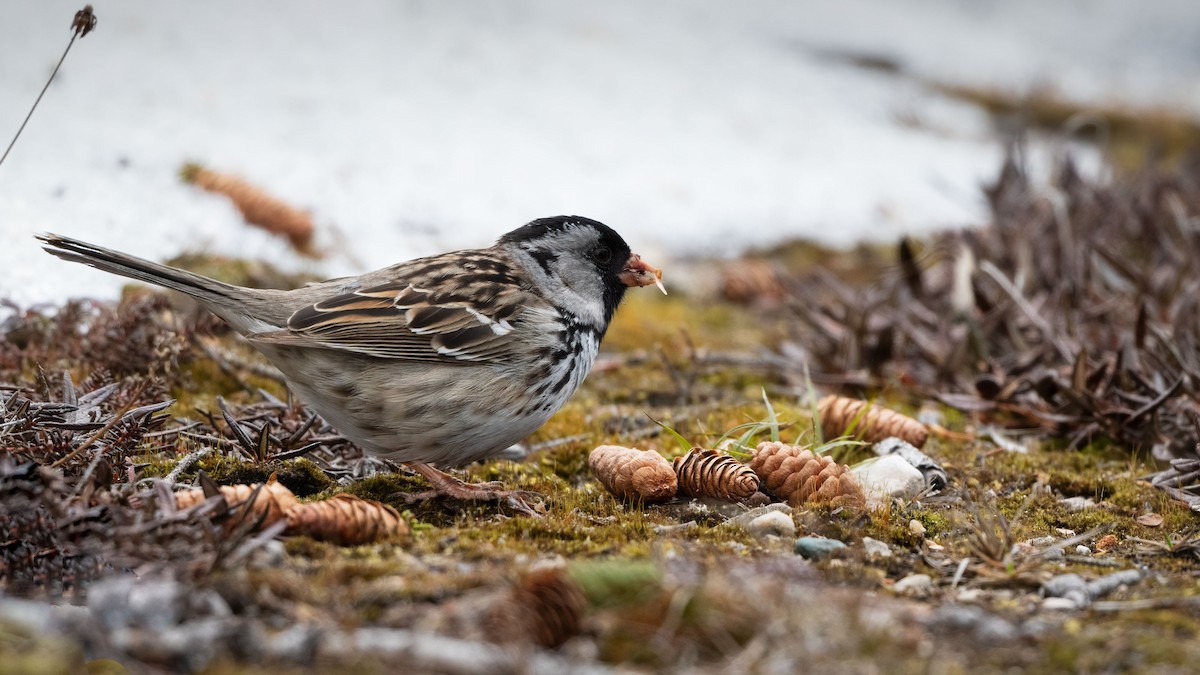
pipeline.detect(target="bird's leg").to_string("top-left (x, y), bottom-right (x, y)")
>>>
top-left (404, 462), bottom-right (545, 516)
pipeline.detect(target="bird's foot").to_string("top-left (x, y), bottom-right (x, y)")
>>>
top-left (403, 462), bottom-right (545, 517)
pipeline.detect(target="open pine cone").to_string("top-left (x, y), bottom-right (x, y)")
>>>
top-left (673, 447), bottom-right (759, 501)
top-left (749, 441), bottom-right (866, 509)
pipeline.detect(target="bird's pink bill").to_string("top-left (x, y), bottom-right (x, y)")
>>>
top-left (620, 253), bottom-right (666, 294)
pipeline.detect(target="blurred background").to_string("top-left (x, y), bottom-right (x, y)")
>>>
top-left (2, 0), bottom-right (1199, 305)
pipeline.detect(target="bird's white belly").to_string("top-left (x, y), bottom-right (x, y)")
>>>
top-left (262, 340), bottom-right (597, 467)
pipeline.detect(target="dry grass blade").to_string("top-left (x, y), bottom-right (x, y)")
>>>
top-left (961, 494), bottom-right (1111, 584)
top-left (0, 6), bottom-right (97, 168)
top-left (966, 494), bottom-right (1020, 569)
top-left (774, 153), bottom-right (1200, 466)
top-left (1129, 530), bottom-right (1200, 559)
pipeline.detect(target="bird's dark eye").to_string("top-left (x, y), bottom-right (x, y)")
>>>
top-left (592, 246), bottom-right (612, 263)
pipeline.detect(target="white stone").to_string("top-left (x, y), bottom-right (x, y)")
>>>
top-left (955, 588), bottom-right (984, 603)
top-left (852, 455), bottom-right (925, 507)
top-left (862, 536), bottom-right (892, 559)
top-left (1060, 496), bottom-right (1096, 511)
top-left (893, 574), bottom-right (934, 597)
top-left (1041, 597), bottom-right (1080, 611)
top-left (726, 503), bottom-right (792, 529)
top-left (744, 511), bottom-right (796, 539)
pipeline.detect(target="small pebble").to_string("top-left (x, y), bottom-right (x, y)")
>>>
top-left (908, 519), bottom-right (926, 537)
top-left (794, 536), bottom-right (847, 560)
top-left (916, 407), bottom-right (944, 428)
top-left (1075, 545), bottom-right (1091, 555)
top-left (247, 540), bottom-right (287, 569)
top-left (926, 604), bottom-right (1019, 642)
top-left (893, 573), bottom-right (933, 598)
top-left (745, 491), bottom-right (772, 507)
top-left (1041, 573), bottom-right (1090, 608)
top-left (744, 511), bottom-right (796, 539)
top-left (726, 503), bottom-right (792, 529)
top-left (1041, 597), bottom-right (1081, 611)
top-left (862, 536), bottom-right (892, 559)
top-left (1009, 541), bottom-right (1035, 557)
top-left (955, 588), bottom-right (984, 603)
top-left (1136, 512), bottom-right (1164, 527)
top-left (654, 521), bottom-right (698, 534)
top-left (1060, 496), bottom-right (1096, 511)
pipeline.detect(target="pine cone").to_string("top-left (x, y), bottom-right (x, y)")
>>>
top-left (285, 493), bottom-right (408, 545)
top-left (750, 441), bottom-right (866, 509)
top-left (486, 567), bottom-right (588, 648)
top-left (180, 163), bottom-right (316, 255)
top-left (430, 565), bottom-right (588, 648)
top-left (673, 447), bottom-right (759, 501)
top-left (589, 445), bottom-right (677, 503)
top-left (818, 395), bottom-right (928, 448)
top-left (721, 258), bottom-right (786, 307)
top-left (175, 475), bottom-right (299, 528)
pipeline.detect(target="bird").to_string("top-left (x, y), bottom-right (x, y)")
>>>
top-left (38, 216), bottom-right (664, 514)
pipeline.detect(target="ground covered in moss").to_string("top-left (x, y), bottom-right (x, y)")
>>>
top-left (7, 156), bottom-right (1200, 674)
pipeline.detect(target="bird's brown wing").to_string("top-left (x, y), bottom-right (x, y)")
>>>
top-left (248, 252), bottom-right (550, 364)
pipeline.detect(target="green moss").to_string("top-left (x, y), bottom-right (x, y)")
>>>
top-left (0, 620), bottom-right (84, 674)
top-left (570, 558), bottom-right (663, 609)
top-left (151, 455), bottom-right (334, 497)
top-left (858, 503), bottom-right (953, 549)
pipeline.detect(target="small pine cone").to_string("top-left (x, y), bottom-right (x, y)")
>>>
top-left (285, 493), bottom-right (409, 545)
top-left (494, 567), bottom-right (588, 648)
top-left (672, 447), bottom-right (760, 501)
top-left (750, 441), bottom-right (866, 509)
top-left (175, 476), bottom-right (299, 528)
top-left (180, 163), bottom-right (316, 255)
top-left (818, 395), bottom-right (928, 448)
top-left (589, 445), bottom-right (677, 503)
top-left (721, 258), bottom-right (787, 307)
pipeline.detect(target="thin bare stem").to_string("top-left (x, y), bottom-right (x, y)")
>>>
top-left (0, 6), bottom-right (96, 169)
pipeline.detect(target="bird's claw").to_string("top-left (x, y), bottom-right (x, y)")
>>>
top-left (398, 479), bottom-right (545, 517)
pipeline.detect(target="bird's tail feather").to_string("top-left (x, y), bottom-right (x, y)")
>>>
top-left (36, 233), bottom-right (290, 333)
top-left (37, 233), bottom-right (240, 306)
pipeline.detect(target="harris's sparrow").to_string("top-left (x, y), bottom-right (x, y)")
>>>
top-left (38, 216), bottom-right (663, 514)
